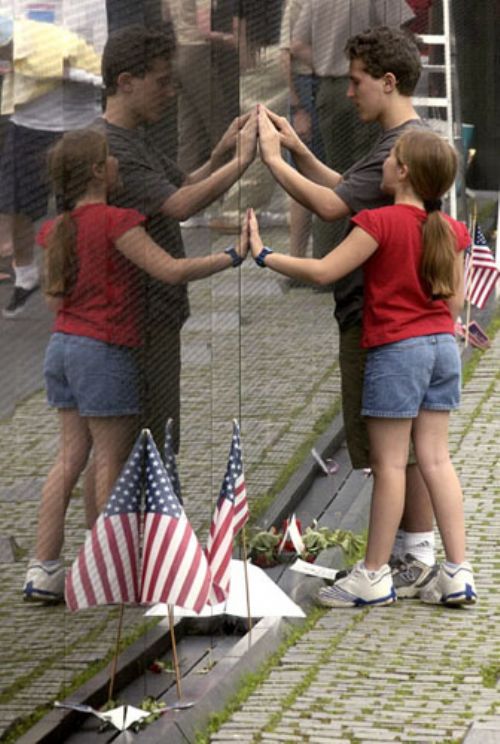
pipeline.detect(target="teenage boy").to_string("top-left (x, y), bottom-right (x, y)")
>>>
top-left (101, 25), bottom-right (257, 453)
top-left (258, 26), bottom-right (436, 599)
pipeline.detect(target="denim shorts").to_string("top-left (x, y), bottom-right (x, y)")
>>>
top-left (362, 334), bottom-right (461, 418)
top-left (44, 333), bottom-right (141, 417)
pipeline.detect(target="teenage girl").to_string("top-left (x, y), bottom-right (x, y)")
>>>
top-left (24, 128), bottom-right (248, 601)
top-left (248, 128), bottom-right (477, 607)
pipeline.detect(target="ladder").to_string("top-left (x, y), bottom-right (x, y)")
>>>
top-left (412, 0), bottom-right (460, 218)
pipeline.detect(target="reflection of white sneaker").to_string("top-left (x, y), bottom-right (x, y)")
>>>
top-left (317, 561), bottom-right (396, 608)
top-left (419, 562), bottom-right (477, 606)
top-left (23, 559), bottom-right (65, 603)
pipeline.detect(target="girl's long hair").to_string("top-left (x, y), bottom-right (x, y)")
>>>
top-left (44, 129), bottom-right (108, 297)
top-left (394, 129), bottom-right (459, 299)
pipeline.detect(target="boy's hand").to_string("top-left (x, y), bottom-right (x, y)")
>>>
top-left (261, 105), bottom-right (304, 155)
top-left (236, 108), bottom-right (258, 166)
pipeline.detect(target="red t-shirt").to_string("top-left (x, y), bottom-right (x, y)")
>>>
top-left (38, 203), bottom-right (146, 347)
top-left (352, 204), bottom-right (471, 349)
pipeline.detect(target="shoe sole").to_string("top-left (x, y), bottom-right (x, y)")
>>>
top-left (23, 592), bottom-right (64, 604)
top-left (318, 589), bottom-right (397, 609)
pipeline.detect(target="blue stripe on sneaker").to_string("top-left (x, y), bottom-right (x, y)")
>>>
top-left (355, 587), bottom-right (397, 606)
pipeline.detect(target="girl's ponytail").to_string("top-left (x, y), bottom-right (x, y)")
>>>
top-left (420, 205), bottom-right (458, 299)
top-left (43, 212), bottom-right (78, 297)
top-left (42, 128), bottom-right (108, 298)
top-left (394, 129), bottom-right (459, 301)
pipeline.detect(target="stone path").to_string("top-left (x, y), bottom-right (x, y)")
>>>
top-left (0, 226), bottom-right (341, 739)
top-left (211, 329), bottom-right (500, 744)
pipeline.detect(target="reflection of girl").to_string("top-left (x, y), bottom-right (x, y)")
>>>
top-left (249, 129), bottom-right (477, 608)
top-left (23, 128), bottom-right (248, 602)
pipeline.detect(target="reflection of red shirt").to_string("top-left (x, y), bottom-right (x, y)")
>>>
top-left (352, 205), bottom-right (470, 349)
top-left (38, 204), bottom-right (146, 348)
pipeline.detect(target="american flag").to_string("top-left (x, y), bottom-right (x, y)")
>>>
top-left (65, 431), bottom-right (145, 611)
top-left (140, 432), bottom-right (211, 613)
top-left (164, 418), bottom-right (182, 504)
top-left (206, 421), bottom-right (249, 603)
top-left (465, 225), bottom-right (499, 309)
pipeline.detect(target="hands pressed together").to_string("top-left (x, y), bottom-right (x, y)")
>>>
top-left (216, 102), bottom-right (304, 172)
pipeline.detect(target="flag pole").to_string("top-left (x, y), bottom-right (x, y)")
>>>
top-left (168, 605), bottom-right (183, 700)
top-left (240, 528), bottom-right (253, 635)
top-left (108, 603), bottom-right (125, 704)
top-left (465, 202), bottom-right (477, 348)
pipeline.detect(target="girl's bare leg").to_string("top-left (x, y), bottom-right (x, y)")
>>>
top-left (411, 410), bottom-right (465, 564)
top-left (87, 416), bottom-right (138, 513)
top-left (35, 409), bottom-right (92, 560)
top-left (364, 417), bottom-right (412, 570)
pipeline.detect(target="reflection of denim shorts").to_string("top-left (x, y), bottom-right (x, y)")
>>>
top-left (44, 333), bottom-right (141, 417)
top-left (0, 123), bottom-right (61, 220)
top-left (362, 334), bottom-right (461, 418)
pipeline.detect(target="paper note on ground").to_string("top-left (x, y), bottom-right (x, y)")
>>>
top-left (289, 558), bottom-right (338, 581)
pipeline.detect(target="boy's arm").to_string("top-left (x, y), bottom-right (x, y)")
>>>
top-left (258, 108), bottom-right (349, 221)
top-left (161, 112), bottom-right (257, 221)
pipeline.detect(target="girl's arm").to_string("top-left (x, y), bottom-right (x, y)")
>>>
top-left (115, 225), bottom-right (247, 284)
top-left (446, 250), bottom-right (465, 321)
top-left (248, 209), bottom-right (377, 285)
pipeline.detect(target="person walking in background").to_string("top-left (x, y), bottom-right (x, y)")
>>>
top-left (248, 128), bottom-right (477, 608)
top-left (23, 128), bottom-right (251, 602)
top-left (0, 0), bottom-right (106, 318)
top-left (279, 0), bottom-right (325, 278)
top-left (258, 26), bottom-right (442, 598)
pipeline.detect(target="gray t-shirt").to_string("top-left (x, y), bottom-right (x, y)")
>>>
top-left (333, 118), bottom-right (424, 331)
top-left (103, 120), bottom-right (190, 330)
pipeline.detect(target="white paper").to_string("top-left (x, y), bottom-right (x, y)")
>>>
top-left (145, 560), bottom-right (305, 619)
top-left (289, 558), bottom-right (338, 581)
top-left (100, 705), bottom-right (150, 730)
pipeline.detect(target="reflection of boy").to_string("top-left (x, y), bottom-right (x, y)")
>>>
top-left (101, 25), bottom-right (256, 453)
top-left (0, 0), bottom-right (105, 317)
top-left (261, 27), bottom-right (437, 587)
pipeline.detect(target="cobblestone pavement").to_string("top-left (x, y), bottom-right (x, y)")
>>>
top-left (0, 226), bottom-right (342, 739)
top-left (211, 329), bottom-right (500, 744)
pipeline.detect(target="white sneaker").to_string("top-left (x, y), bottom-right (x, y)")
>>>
top-left (317, 561), bottom-right (396, 608)
top-left (23, 559), bottom-right (65, 603)
top-left (419, 562), bottom-right (477, 606)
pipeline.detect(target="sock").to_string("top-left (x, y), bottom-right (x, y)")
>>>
top-left (392, 529), bottom-right (406, 560)
top-left (404, 531), bottom-right (435, 566)
top-left (444, 560), bottom-right (462, 571)
top-left (40, 559), bottom-right (61, 569)
top-left (14, 262), bottom-right (39, 290)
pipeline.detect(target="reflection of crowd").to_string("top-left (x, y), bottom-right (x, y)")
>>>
top-left (3, 4), bottom-right (475, 612)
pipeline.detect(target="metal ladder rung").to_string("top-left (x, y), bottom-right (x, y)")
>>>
top-left (418, 34), bottom-right (446, 44)
top-left (422, 64), bottom-right (446, 73)
top-left (413, 97), bottom-right (449, 108)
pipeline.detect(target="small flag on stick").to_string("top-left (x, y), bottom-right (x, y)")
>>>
top-left (164, 418), bottom-right (182, 504)
top-left (65, 431), bottom-right (145, 611)
top-left (140, 433), bottom-right (211, 613)
top-left (206, 421), bottom-right (249, 604)
top-left (465, 225), bottom-right (499, 309)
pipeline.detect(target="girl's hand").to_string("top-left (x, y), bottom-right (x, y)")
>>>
top-left (257, 106), bottom-right (284, 165)
top-left (235, 210), bottom-right (251, 262)
top-left (247, 208), bottom-right (264, 258)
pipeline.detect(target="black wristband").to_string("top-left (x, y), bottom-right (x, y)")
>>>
top-left (225, 245), bottom-right (243, 267)
top-left (255, 246), bottom-right (273, 267)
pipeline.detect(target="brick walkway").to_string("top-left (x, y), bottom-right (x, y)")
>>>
top-left (0, 229), bottom-right (341, 739)
top-left (211, 329), bottom-right (500, 744)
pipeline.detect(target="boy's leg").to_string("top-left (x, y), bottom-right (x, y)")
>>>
top-left (364, 417), bottom-right (412, 570)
